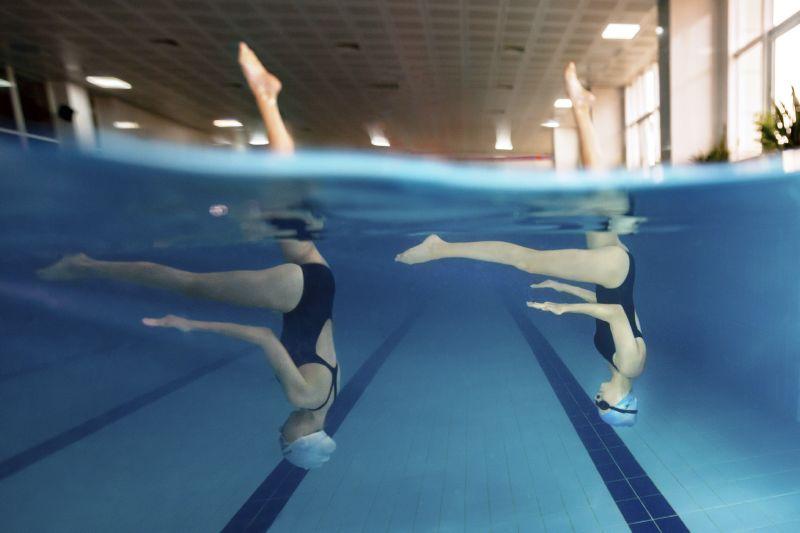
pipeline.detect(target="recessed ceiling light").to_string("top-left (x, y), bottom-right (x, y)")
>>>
top-left (335, 42), bottom-right (361, 51)
top-left (86, 76), bottom-right (132, 89)
top-left (495, 125), bottom-right (513, 151)
top-left (541, 120), bottom-right (560, 128)
top-left (150, 37), bottom-right (180, 47)
top-left (213, 119), bottom-right (243, 128)
top-left (0, 78), bottom-right (11, 88)
top-left (602, 23), bottom-right (641, 40)
top-left (249, 133), bottom-right (269, 145)
top-left (502, 44), bottom-right (525, 56)
top-left (554, 98), bottom-right (572, 109)
top-left (113, 121), bottom-right (140, 129)
top-left (368, 82), bottom-right (400, 90)
top-left (370, 134), bottom-right (390, 147)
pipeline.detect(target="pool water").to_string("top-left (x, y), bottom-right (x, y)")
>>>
top-left (2, 143), bottom-right (800, 532)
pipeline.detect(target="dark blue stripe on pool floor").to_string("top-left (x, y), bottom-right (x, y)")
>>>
top-left (0, 349), bottom-right (250, 481)
top-left (504, 302), bottom-right (689, 533)
top-left (222, 310), bottom-right (421, 533)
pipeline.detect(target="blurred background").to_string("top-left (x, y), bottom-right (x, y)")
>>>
top-left (2, 0), bottom-right (798, 166)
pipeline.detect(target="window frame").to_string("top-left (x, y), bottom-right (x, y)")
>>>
top-left (728, 0), bottom-right (800, 160)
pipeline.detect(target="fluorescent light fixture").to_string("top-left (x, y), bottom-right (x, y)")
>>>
top-left (370, 134), bottom-right (390, 147)
top-left (86, 76), bottom-right (132, 89)
top-left (541, 120), bottom-right (560, 128)
top-left (494, 138), bottom-right (513, 150)
top-left (367, 126), bottom-right (390, 147)
top-left (113, 121), bottom-right (140, 129)
top-left (249, 133), bottom-right (269, 145)
top-left (602, 23), bottom-right (640, 40)
top-left (213, 119), bottom-right (243, 128)
top-left (554, 98), bottom-right (572, 109)
top-left (0, 78), bottom-right (11, 88)
top-left (495, 125), bottom-right (513, 150)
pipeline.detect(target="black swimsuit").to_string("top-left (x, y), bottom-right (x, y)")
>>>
top-left (593, 252), bottom-right (643, 369)
top-left (281, 263), bottom-right (337, 411)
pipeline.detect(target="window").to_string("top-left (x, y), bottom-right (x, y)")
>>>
top-left (624, 63), bottom-right (661, 169)
top-left (729, 0), bottom-right (800, 160)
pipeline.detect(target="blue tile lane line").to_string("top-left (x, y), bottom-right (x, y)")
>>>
top-left (222, 309), bottom-right (422, 533)
top-left (0, 348), bottom-right (251, 481)
top-left (504, 300), bottom-right (690, 533)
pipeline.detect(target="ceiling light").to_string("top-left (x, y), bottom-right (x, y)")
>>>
top-left (602, 23), bottom-right (641, 40)
top-left (554, 98), bottom-right (572, 109)
top-left (86, 76), bottom-right (132, 89)
top-left (502, 44), bottom-right (525, 56)
top-left (213, 119), bottom-right (243, 128)
top-left (113, 121), bottom-right (140, 129)
top-left (655, 26), bottom-right (664, 36)
top-left (0, 78), bottom-right (11, 88)
top-left (541, 120), bottom-right (560, 128)
top-left (370, 133), bottom-right (390, 147)
top-left (495, 139), bottom-right (513, 150)
top-left (249, 133), bottom-right (269, 145)
top-left (335, 42), bottom-right (361, 51)
top-left (495, 125), bottom-right (513, 151)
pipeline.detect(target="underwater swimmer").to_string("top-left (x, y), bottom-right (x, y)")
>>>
top-left (396, 63), bottom-right (645, 427)
top-left (37, 43), bottom-right (339, 468)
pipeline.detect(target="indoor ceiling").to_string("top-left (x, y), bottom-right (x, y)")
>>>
top-left (0, 0), bottom-right (658, 155)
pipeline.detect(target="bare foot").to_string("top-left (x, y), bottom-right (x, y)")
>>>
top-left (238, 42), bottom-right (282, 99)
top-left (142, 315), bottom-right (193, 332)
top-left (395, 234), bottom-right (445, 264)
top-left (37, 253), bottom-right (91, 281)
top-left (564, 62), bottom-right (595, 109)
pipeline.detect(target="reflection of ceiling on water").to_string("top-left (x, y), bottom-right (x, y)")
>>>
top-left (0, 0), bottom-right (658, 155)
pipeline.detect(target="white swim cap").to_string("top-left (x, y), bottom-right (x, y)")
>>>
top-left (280, 430), bottom-right (336, 469)
top-left (598, 393), bottom-right (639, 427)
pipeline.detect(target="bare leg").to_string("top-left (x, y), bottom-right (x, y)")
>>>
top-left (239, 42), bottom-right (329, 265)
top-left (37, 253), bottom-right (303, 312)
top-left (565, 62), bottom-right (603, 170)
top-left (239, 42), bottom-right (294, 154)
top-left (143, 315), bottom-right (328, 408)
top-left (396, 234), bottom-right (628, 288)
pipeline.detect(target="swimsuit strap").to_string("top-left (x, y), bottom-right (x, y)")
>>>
top-left (308, 363), bottom-right (338, 411)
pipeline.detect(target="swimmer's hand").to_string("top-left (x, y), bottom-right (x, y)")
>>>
top-left (142, 315), bottom-right (194, 332)
top-left (526, 301), bottom-right (567, 315)
top-left (530, 279), bottom-right (564, 291)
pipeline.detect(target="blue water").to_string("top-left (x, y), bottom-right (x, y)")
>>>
top-left (2, 142), bottom-right (800, 532)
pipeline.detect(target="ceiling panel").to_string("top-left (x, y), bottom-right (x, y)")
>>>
top-left (0, 0), bottom-right (658, 155)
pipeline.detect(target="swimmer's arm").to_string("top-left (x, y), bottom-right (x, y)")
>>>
top-left (530, 280), bottom-right (596, 302)
top-left (526, 302), bottom-right (643, 377)
top-left (142, 315), bottom-right (318, 408)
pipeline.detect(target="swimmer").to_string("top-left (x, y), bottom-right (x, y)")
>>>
top-left (37, 42), bottom-right (339, 468)
top-left (396, 63), bottom-right (645, 427)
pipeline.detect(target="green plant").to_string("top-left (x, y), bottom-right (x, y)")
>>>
top-left (757, 87), bottom-right (800, 152)
top-left (692, 132), bottom-right (729, 163)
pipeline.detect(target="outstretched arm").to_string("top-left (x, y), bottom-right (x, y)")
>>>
top-left (239, 42), bottom-right (294, 154)
top-left (531, 279), bottom-right (596, 302)
top-left (143, 315), bottom-right (325, 408)
top-left (527, 302), bottom-right (644, 377)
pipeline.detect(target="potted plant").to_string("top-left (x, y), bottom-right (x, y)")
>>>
top-left (757, 87), bottom-right (800, 152)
